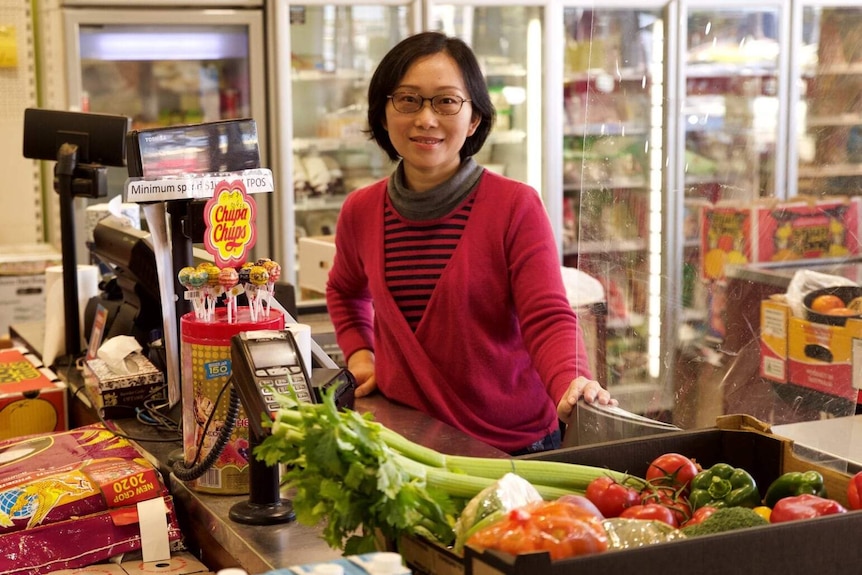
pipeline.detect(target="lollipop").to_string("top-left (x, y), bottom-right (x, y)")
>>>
top-left (178, 266), bottom-right (202, 318)
top-left (261, 260), bottom-right (281, 316)
top-left (177, 266), bottom-right (195, 289)
top-left (192, 262), bottom-right (219, 321)
top-left (187, 269), bottom-right (209, 320)
top-left (219, 267), bottom-right (240, 323)
top-left (247, 265), bottom-right (269, 322)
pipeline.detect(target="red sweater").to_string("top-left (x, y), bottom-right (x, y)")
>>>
top-left (326, 170), bottom-right (593, 453)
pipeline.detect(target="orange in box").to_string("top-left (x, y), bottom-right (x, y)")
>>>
top-left (760, 296), bottom-right (862, 404)
top-left (0, 348), bottom-right (67, 440)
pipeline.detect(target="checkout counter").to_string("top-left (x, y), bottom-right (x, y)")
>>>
top-left (10, 320), bottom-right (507, 573)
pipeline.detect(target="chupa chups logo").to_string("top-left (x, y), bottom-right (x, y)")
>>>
top-left (204, 179), bottom-right (257, 267)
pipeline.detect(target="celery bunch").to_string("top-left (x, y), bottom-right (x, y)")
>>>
top-left (255, 389), bottom-right (630, 555)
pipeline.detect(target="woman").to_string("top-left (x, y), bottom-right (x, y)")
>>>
top-left (326, 31), bottom-right (615, 455)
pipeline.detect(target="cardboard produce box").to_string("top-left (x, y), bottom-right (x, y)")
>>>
top-left (403, 418), bottom-right (860, 575)
top-left (0, 347), bottom-right (67, 440)
top-left (701, 196), bottom-right (861, 281)
top-left (760, 295), bottom-right (862, 406)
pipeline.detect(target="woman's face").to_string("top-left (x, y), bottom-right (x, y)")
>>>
top-left (384, 52), bottom-right (480, 191)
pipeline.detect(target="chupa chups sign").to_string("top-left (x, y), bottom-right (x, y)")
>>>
top-left (203, 179), bottom-right (257, 267)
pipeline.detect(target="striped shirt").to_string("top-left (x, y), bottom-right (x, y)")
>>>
top-left (384, 193), bottom-right (476, 330)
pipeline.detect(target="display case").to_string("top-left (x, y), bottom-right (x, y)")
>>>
top-left (559, 2), bottom-right (670, 414)
top-left (62, 3), bottom-right (268, 262)
top-left (671, 1), bottom-right (791, 352)
top-left (271, 1), bottom-right (420, 297)
top-left (428, 2), bottom-right (547, 191)
top-left (790, 3), bottom-right (862, 197)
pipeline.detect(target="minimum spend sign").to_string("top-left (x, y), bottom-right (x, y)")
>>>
top-left (124, 168), bottom-right (274, 265)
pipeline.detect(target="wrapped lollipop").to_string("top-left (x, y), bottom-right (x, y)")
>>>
top-left (261, 260), bottom-right (281, 317)
top-left (178, 266), bottom-right (203, 319)
top-left (187, 268), bottom-right (209, 320)
top-left (246, 265), bottom-right (269, 322)
top-left (219, 267), bottom-right (240, 323)
top-left (238, 262), bottom-right (254, 291)
top-left (205, 263), bottom-right (224, 322)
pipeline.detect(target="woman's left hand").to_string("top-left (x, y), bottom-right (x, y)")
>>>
top-left (556, 376), bottom-right (617, 426)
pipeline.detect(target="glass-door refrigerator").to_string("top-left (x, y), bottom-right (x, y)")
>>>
top-left (270, 0), bottom-right (420, 299)
top-left (789, 1), bottom-right (862, 198)
top-left (672, 1), bottom-right (790, 355)
top-left (559, 1), bottom-right (674, 415)
top-left (61, 0), bottom-right (268, 262)
top-left (426, 1), bottom-right (555, 215)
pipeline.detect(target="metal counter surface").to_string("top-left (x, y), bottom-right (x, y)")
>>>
top-left (774, 416), bottom-right (862, 473)
top-left (725, 256), bottom-right (862, 288)
top-left (127, 394), bottom-right (506, 574)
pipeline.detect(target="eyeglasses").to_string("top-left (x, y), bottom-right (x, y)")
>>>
top-left (387, 92), bottom-right (472, 116)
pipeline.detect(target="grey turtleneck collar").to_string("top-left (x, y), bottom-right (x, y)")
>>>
top-left (387, 157), bottom-right (484, 221)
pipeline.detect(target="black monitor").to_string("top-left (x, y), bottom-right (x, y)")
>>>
top-left (22, 108), bottom-right (129, 166)
top-left (87, 217), bottom-right (164, 350)
top-left (22, 108), bottom-right (130, 361)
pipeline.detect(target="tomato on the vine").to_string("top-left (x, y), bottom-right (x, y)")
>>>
top-left (619, 503), bottom-right (678, 527)
top-left (640, 485), bottom-right (691, 526)
top-left (585, 476), bottom-right (640, 518)
top-left (646, 453), bottom-right (701, 493)
top-left (684, 505), bottom-right (718, 527)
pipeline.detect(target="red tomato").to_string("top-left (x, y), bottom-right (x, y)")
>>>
top-left (847, 471), bottom-right (862, 510)
top-left (585, 476), bottom-right (641, 518)
top-left (640, 485), bottom-right (691, 526)
top-left (646, 453), bottom-right (701, 493)
top-left (683, 505), bottom-right (718, 527)
top-left (619, 503), bottom-right (678, 527)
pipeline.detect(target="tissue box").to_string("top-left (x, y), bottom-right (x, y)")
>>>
top-left (0, 347), bottom-right (67, 439)
top-left (84, 353), bottom-right (166, 418)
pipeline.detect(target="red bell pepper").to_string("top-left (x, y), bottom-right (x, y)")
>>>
top-left (770, 494), bottom-right (847, 524)
top-left (847, 471), bottom-right (862, 510)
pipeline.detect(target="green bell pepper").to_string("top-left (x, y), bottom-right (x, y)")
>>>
top-left (689, 463), bottom-right (761, 510)
top-left (763, 471), bottom-right (827, 508)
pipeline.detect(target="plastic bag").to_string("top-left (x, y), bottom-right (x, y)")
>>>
top-left (465, 499), bottom-right (609, 560)
top-left (453, 472), bottom-right (542, 554)
top-left (784, 269), bottom-right (858, 319)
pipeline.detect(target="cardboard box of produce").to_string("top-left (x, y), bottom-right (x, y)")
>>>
top-left (402, 416), bottom-right (858, 575)
top-left (700, 195), bottom-right (861, 281)
top-left (0, 347), bottom-right (67, 440)
top-left (760, 295), bottom-right (862, 406)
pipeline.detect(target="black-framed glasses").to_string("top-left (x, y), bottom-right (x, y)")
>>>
top-left (387, 92), bottom-right (472, 115)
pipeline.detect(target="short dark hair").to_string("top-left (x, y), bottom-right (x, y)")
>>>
top-left (366, 31), bottom-right (495, 161)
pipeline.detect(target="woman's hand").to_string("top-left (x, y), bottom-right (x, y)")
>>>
top-left (556, 376), bottom-right (617, 426)
top-left (347, 349), bottom-right (378, 398)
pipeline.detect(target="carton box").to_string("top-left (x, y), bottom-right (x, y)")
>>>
top-left (83, 353), bottom-right (166, 418)
top-left (701, 196), bottom-right (861, 281)
top-left (401, 419), bottom-right (859, 575)
top-left (459, 422), bottom-right (859, 575)
top-left (0, 347), bottom-right (67, 439)
top-left (760, 296), bottom-right (862, 405)
top-left (0, 244), bottom-right (62, 337)
top-left (298, 235), bottom-right (336, 296)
